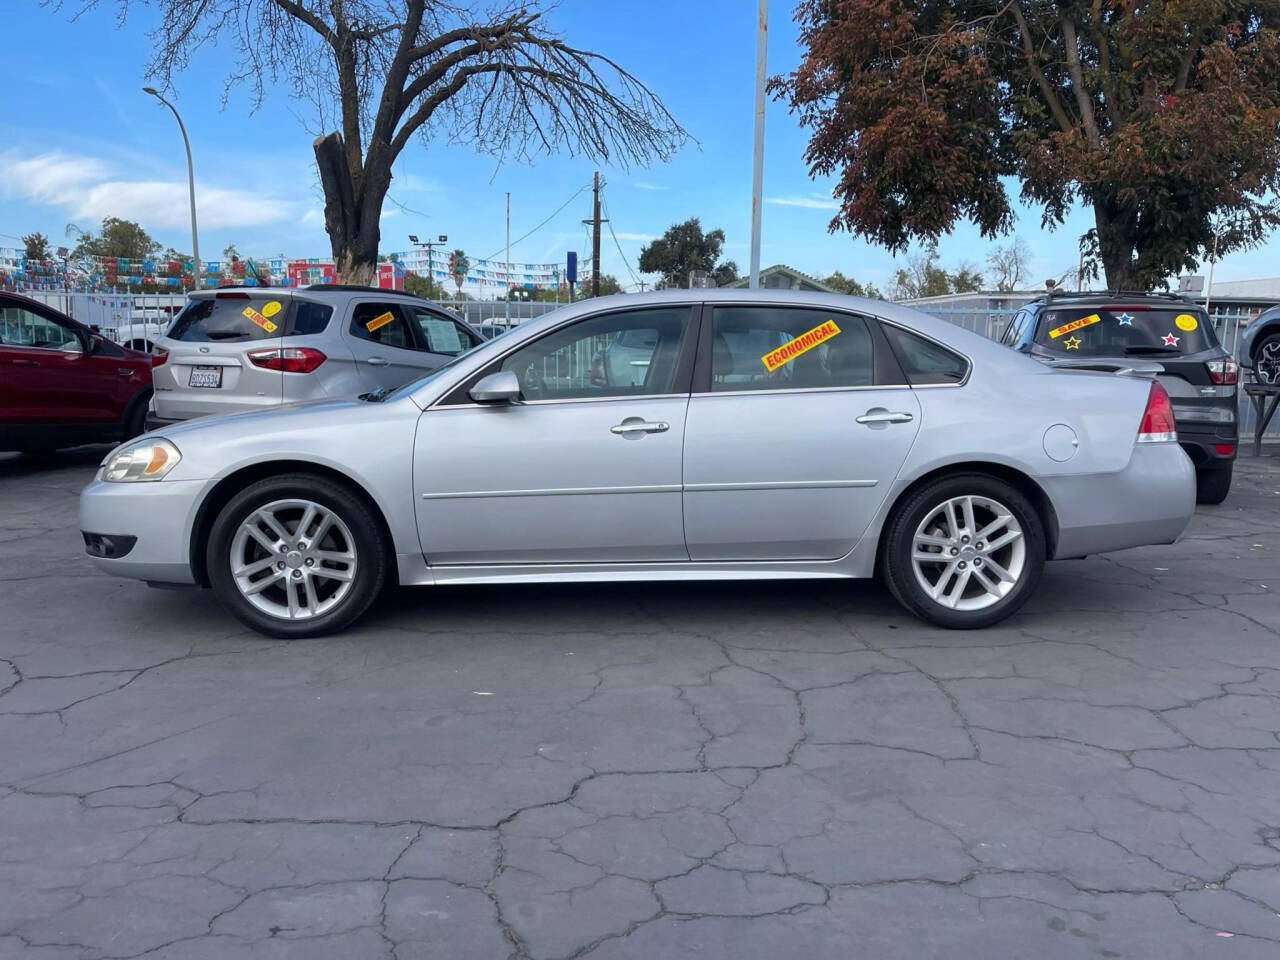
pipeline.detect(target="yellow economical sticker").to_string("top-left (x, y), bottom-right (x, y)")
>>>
top-left (1048, 313), bottom-right (1102, 339)
top-left (1175, 313), bottom-right (1199, 331)
top-left (241, 306), bottom-right (278, 334)
top-left (761, 320), bottom-right (841, 372)
top-left (261, 300), bottom-right (283, 318)
top-left (366, 310), bottom-right (396, 333)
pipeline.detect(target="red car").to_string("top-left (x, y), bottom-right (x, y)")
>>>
top-left (0, 292), bottom-right (153, 453)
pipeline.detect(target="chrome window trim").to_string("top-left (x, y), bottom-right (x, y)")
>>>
top-left (0, 340), bottom-right (85, 355)
top-left (875, 316), bottom-right (973, 388)
top-left (427, 392), bottom-right (690, 412)
top-left (690, 383), bottom-right (911, 399)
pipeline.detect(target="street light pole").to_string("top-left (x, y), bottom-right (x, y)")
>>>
top-left (143, 87), bottom-right (200, 291)
top-left (748, 0), bottom-right (768, 289)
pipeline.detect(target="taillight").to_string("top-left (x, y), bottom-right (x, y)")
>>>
top-left (1137, 382), bottom-right (1177, 443)
top-left (1206, 357), bottom-right (1238, 386)
top-left (151, 346), bottom-right (168, 367)
top-left (247, 347), bottom-right (326, 373)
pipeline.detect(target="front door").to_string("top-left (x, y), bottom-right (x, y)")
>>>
top-left (414, 305), bottom-right (696, 564)
top-left (682, 304), bottom-right (921, 561)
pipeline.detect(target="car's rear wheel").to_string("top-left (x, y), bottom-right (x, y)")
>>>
top-left (1195, 463), bottom-right (1233, 505)
top-left (1255, 332), bottom-right (1280, 385)
top-left (207, 474), bottom-right (388, 638)
top-left (882, 474), bottom-right (1046, 629)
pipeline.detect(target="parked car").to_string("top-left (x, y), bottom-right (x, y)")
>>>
top-left (81, 289), bottom-right (1196, 639)
top-left (0, 291), bottom-right (152, 453)
top-left (1001, 291), bottom-right (1238, 504)
top-left (1238, 304), bottom-right (1280, 386)
top-left (146, 286), bottom-right (483, 429)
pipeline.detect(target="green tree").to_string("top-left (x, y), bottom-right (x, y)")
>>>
top-left (890, 244), bottom-right (983, 300)
top-left (68, 217), bottom-right (160, 261)
top-left (823, 270), bottom-right (883, 299)
top-left (83, 2), bottom-right (687, 285)
top-left (447, 249), bottom-right (470, 297)
top-left (638, 218), bottom-right (737, 289)
top-left (773, 1), bottom-right (1280, 290)
top-left (222, 244), bottom-right (241, 263)
top-left (404, 270), bottom-right (444, 300)
top-left (22, 232), bottom-right (51, 262)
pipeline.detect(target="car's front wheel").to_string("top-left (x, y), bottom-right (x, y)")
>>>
top-left (207, 474), bottom-right (389, 638)
top-left (882, 474), bottom-right (1046, 629)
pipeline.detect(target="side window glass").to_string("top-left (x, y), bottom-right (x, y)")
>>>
top-left (288, 301), bottom-right (334, 337)
top-left (350, 302), bottom-right (413, 349)
top-left (1001, 311), bottom-right (1024, 347)
top-left (0, 305), bottom-right (81, 351)
top-left (710, 306), bottom-right (873, 392)
top-left (499, 307), bottom-right (690, 401)
top-left (882, 325), bottom-right (969, 385)
top-left (411, 308), bottom-right (478, 357)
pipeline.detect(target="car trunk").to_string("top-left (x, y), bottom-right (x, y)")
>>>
top-left (153, 292), bottom-right (286, 421)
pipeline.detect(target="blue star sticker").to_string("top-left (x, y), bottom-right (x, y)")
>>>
top-left (1117, 313), bottom-right (1134, 326)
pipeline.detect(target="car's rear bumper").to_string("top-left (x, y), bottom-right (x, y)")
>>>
top-left (78, 476), bottom-right (211, 584)
top-left (1043, 441), bottom-right (1196, 560)
top-left (1176, 421), bottom-right (1239, 470)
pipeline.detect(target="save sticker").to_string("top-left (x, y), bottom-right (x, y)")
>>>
top-left (761, 320), bottom-right (841, 372)
top-left (1048, 313), bottom-right (1101, 339)
top-left (366, 310), bottom-right (396, 333)
top-left (241, 306), bottom-right (278, 333)
top-left (1175, 313), bottom-right (1199, 331)
top-left (261, 300), bottom-right (283, 318)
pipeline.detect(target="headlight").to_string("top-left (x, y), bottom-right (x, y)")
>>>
top-left (101, 439), bottom-right (182, 482)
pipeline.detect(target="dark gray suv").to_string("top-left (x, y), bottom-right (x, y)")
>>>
top-left (1001, 292), bottom-right (1238, 504)
top-left (146, 286), bottom-right (483, 429)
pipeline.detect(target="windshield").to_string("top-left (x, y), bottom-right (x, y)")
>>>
top-left (1033, 306), bottom-right (1217, 356)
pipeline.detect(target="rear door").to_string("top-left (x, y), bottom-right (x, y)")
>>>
top-left (682, 304), bottom-right (921, 561)
top-left (154, 292), bottom-right (285, 420)
top-left (345, 300), bottom-right (430, 391)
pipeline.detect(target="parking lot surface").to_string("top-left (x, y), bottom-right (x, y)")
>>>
top-left (2, 450), bottom-right (1280, 958)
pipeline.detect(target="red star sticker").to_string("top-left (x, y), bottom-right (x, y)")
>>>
top-left (1162, 333), bottom-right (1180, 347)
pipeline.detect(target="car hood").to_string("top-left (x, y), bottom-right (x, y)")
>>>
top-left (146, 397), bottom-right (384, 442)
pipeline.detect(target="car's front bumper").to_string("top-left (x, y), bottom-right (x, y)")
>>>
top-left (1043, 441), bottom-right (1196, 560)
top-left (79, 475), bottom-right (212, 584)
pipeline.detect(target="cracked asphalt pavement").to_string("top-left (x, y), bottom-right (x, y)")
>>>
top-left (2, 449), bottom-right (1280, 958)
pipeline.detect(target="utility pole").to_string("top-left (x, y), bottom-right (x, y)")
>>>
top-left (584, 171), bottom-right (606, 297)
top-left (748, 0), bottom-right (767, 289)
top-left (505, 191), bottom-right (511, 327)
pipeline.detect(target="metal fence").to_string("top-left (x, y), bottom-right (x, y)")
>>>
top-left (917, 306), bottom-right (1276, 441)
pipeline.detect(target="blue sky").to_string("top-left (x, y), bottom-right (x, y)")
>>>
top-left (2, 0), bottom-right (1275, 293)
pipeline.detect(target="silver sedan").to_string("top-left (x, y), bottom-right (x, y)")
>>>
top-left (80, 290), bottom-right (1196, 638)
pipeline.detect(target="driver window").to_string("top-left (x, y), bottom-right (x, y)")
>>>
top-left (0, 305), bottom-right (82, 351)
top-left (499, 307), bottom-right (690, 401)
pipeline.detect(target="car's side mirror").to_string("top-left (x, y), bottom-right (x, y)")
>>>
top-left (469, 370), bottom-right (522, 404)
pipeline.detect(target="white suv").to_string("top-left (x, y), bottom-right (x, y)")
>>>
top-left (146, 287), bottom-right (483, 429)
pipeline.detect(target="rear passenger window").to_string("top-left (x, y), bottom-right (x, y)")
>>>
top-left (351, 302), bottom-right (412, 349)
top-left (882, 325), bottom-right (969, 384)
top-left (710, 306), bottom-right (874, 391)
top-left (288, 301), bottom-right (333, 337)
top-left (168, 295), bottom-right (287, 342)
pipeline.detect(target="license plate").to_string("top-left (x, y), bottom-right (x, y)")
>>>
top-left (189, 366), bottom-right (223, 388)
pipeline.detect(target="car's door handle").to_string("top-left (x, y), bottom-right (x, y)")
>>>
top-left (366, 357), bottom-right (389, 366)
top-left (610, 420), bottom-right (670, 435)
top-left (10, 358), bottom-right (39, 366)
top-left (856, 410), bottom-right (914, 425)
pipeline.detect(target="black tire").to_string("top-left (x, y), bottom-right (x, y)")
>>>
top-left (1196, 463), bottom-right (1233, 505)
top-left (1254, 331), bottom-right (1280, 386)
top-left (881, 473), bottom-right (1046, 629)
top-left (123, 391), bottom-right (151, 440)
top-left (206, 474), bottom-right (389, 639)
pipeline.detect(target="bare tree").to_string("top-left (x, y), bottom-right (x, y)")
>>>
top-left (985, 238), bottom-right (1032, 293)
top-left (57, 1), bottom-right (688, 283)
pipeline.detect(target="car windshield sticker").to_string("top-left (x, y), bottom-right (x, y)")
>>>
top-left (1162, 332), bottom-right (1180, 347)
top-left (241, 306), bottom-right (278, 334)
top-left (1175, 313), bottom-right (1199, 331)
top-left (261, 300), bottom-right (283, 319)
top-left (1117, 313), bottom-right (1134, 326)
top-left (761, 320), bottom-right (841, 372)
top-left (1063, 335), bottom-right (1083, 350)
top-left (1048, 313), bottom-right (1102, 339)
top-left (366, 310), bottom-right (396, 333)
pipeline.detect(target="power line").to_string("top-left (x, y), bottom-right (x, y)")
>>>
top-left (484, 183), bottom-right (591, 262)
top-left (600, 193), bottom-right (643, 288)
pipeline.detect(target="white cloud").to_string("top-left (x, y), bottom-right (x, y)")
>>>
top-left (765, 195), bottom-right (840, 211)
top-left (633, 181), bottom-right (665, 191)
top-left (0, 149), bottom-right (298, 231)
top-left (614, 231), bottom-right (655, 242)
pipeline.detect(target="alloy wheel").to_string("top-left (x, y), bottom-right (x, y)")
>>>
top-left (911, 495), bottom-right (1026, 611)
top-left (1257, 338), bottom-right (1280, 385)
top-left (229, 498), bottom-right (358, 621)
